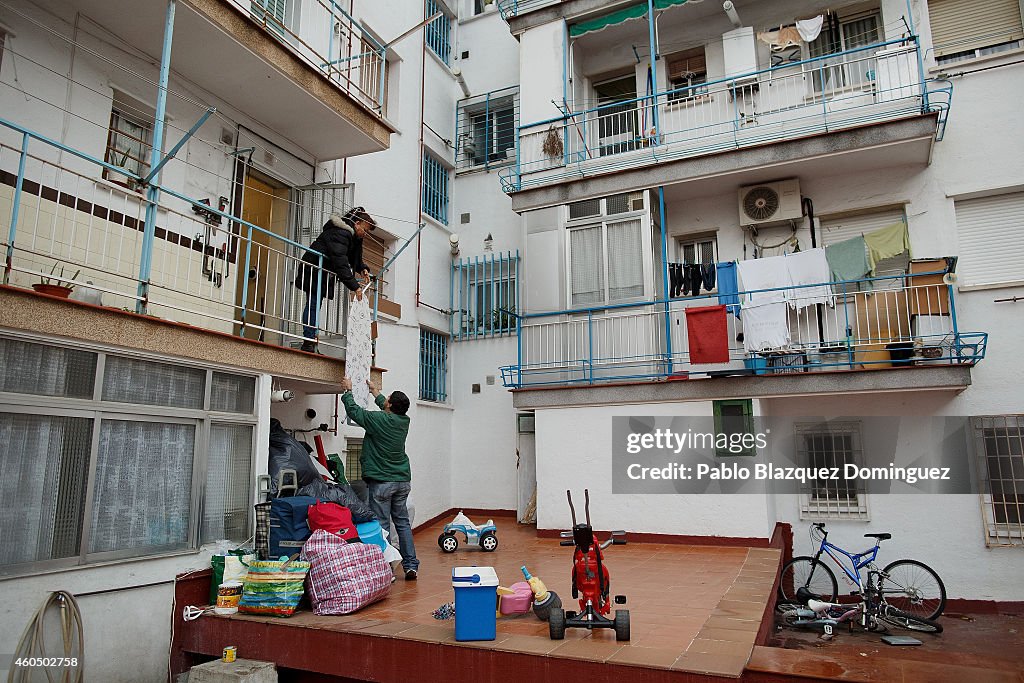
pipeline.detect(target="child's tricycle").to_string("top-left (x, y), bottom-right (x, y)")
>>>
top-left (438, 511), bottom-right (498, 552)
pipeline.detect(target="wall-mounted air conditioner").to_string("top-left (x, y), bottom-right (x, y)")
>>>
top-left (738, 179), bottom-right (802, 226)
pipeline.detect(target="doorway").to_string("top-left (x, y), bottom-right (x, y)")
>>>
top-left (593, 74), bottom-right (639, 157)
top-left (517, 413), bottom-right (537, 523)
top-left (235, 173), bottom-right (291, 343)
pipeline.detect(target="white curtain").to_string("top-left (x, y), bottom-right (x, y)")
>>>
top-left (202, 424), bottom-right (253, 543)
top-left (103, 356), bottom-right (205, 409)
top-left (607, 219), bottom-right (644, 301)
top-left (570, 225), bottom-right (604, 306)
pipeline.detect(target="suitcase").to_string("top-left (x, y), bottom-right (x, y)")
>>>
top-left (268, 496), bottom-right (317, 559)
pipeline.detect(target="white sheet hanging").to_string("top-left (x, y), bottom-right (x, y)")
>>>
top-left (783, 248), bottom-right (834, 309)
top-left (796, 15), bottom-right (824, 42)
top-left (741, 302), bottom-right (791, 352)
top-left (346, 290), bottom-right (374, 408)
top-left (737, 256), bottom-right (792, 306)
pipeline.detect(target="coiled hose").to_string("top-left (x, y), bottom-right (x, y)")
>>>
top-left (7, 590), bottom-right (84, 683)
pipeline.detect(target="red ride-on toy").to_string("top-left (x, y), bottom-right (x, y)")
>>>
top-left (548, 489), bottom-right (629, 641)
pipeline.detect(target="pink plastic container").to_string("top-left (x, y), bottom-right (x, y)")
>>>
top-left (498, 582), bottom-right (534, 615)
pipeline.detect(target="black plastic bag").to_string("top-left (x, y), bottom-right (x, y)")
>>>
top-left (268, 418), bottom-right (320, 495)
top-left (297, 478), bottom-right (377, 523)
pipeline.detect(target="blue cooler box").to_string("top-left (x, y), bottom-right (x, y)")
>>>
top-left (451, 566), bottom-right (498, 641)
top-left (356, 521), bottom-right (387, 552)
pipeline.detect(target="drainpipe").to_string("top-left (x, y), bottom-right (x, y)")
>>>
top-left (137, 0), bottom-right (176, 314)
top-left (416, 21), bottom-right (427, 308)
top-left (659, 187), bottom-right (672, 372)
top-left (647, 0), bottom-right (660, 141)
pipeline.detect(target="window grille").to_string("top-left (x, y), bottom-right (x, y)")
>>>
top-left (422, 151), bottom-right (450, 225)
top-left (104, 105), bottom-right (151, 189)
top-left (346, 439), bottom-right (364, 481)
top-left (452, 252), bottom-right (519, 340)
top-left (798, 422), bottom-right (869, 519)
top-left (419, 329), bottom-right (449, 402)
top-left (456, 87), bottom-right (519, 171)
top-left (425, 0), bottom-right (451, 64)
top-left (973, 415), bottom-right (1024, 547)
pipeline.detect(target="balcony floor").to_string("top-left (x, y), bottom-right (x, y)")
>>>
top-left (173, 516), bottom-right (783, 680)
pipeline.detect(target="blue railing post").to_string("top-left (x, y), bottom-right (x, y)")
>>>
top-left (137, 0), bottom-right (176, 314)
top-left (842, 280), bottom-right (853, 368)
top-left (819, 62), bottom-right (828, 131)
top-left (516, 313), bottom-right (522, 387)
top-left (484, 91), bottom-right (491, 171)
top-left (658, 187), bottom-right (672, 373)
top-left (239, 225), bottom-right (254, 336)
top-left (4, 132), bottom-right (29, 285)
top-left (948, 278), bottom-right (961, 362)
top-left (646, 0), bottom-right (660, 143)
top-left (587, 310), bottom-right (594, 384)
top-left (731, 82), bottom-right (740, 147)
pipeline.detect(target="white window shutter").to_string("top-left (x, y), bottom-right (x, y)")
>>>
top-left (955, 192), bottom-right (1024, 287)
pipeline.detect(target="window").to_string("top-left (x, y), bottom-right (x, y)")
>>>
top-left (798, 422), bottom-right (869, 519)
top-left (974, 416), bottom-right (1024, 546)
top-left (453, 252), bottom-right (519, 339)
top-left (667, 47), bottom-right (708, 100)
top-left (359, 34), bottom-right (390, 114)
top-left (954, 192), bottom-right (1024, 288)
top-left (457, 88), bottom-right (519, 171)
top-left (0, 337), bottom-right (257, 573)
top-left (567, 193), bottom-right (648, 307)
top-left (422, 151), bottom-right (450, 225)
top-left (419, 329), bottom-right (449, 402)
top-left (808, 10), bottom-right (881, 91)
top-left (677, 235), bottom-right (717, 267)
top-left (345, 438), bottom-right (364, 481)
top-left (361, 231), bottom-right (398, 311)
top-left (104, 97), bottom-right (152, 190)
top-left (713, 399), bottom-right (755, 456)
top-left (425, 0), bottom-right (452, 65)
top-left (820, 207), bottom-right (909, 290)
top-left (930, 0), bottom-right (1023, 65)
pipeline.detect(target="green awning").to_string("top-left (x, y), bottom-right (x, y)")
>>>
top-left (569, 0), bottom-right (688, 38)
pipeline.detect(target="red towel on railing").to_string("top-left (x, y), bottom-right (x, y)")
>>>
top-left (686, 305), bottom-right (730, 364)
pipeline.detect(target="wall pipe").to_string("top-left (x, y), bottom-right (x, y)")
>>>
top-left (646, 0), bottom-right (660, 140)
top-left (416, 15), bottom-right (427, 308)
top-left (658, 186), bottom-right (671, 372)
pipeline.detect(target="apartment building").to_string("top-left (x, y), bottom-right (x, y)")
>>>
top-left (1, 0), bottom-right (1023, 679)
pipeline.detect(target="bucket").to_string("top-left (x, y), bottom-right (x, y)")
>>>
top-left (356, 521), bottom-right (387, 553)
top-left (214, 580), bottom-right (244, 615)
top-left (452, 567), bottom-right (498, 641)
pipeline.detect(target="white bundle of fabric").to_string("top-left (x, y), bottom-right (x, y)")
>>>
top-left (347, 292), bottom-right (373, 408)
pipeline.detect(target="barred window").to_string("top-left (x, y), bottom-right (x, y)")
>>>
top-left (419, 328), bottom-right (449, 402)
top-left (798, 422), bottom-right (869, 520)
top-left (974, 416), bottom-right (1024, 547)
top-left (425, 0), bottom-right (452, 64)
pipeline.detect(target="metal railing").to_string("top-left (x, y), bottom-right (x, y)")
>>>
top-left (501, 37), bottom-right (950, 193)
top-left (495, 0), bottom-right (561, 20)
top-left (228, 0), bottom-right (387, 114)
top-left (450, 251), bottom-right (519, 340)
top-left (499, 271), bottom-right (987, 388)
top-left (456, 87), bottom-right (520, 172)
top-left (1, 117), bottom-right (347, 352)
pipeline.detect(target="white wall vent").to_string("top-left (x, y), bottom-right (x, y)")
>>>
top-left (738, 179), bottom-right (802, 226)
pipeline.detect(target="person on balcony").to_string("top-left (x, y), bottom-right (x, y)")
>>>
top-left (339, 376), bottom-right (419, 581)
top-left (294, 206), bottom-right (377, 353)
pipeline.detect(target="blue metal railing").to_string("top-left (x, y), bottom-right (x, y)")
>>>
top-left (425, 0), bottom-right (452, 65)
top-left (419, 328), bottom-right (449, 401)
top-left (422, 151), bottom-right (450, 225)
top-left (498, 270), bottom-right (987, 388)
top-left (451, 251), bottom-right (520, 340)
top-left (495, 0), bottom-right (561, 20)
top-left (501, 37), bottom-right (949, 193)
top-left (455, 87), bottom-right (521, 172)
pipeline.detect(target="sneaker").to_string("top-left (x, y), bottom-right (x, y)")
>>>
top-left (405, 569), bottom-right (418, 581)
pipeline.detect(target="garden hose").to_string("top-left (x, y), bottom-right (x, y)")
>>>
top-left (7, 590), bottom-right (84, 683)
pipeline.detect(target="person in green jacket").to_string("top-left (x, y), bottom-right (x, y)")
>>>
top-left (340, 377), bottom-right (419, 579)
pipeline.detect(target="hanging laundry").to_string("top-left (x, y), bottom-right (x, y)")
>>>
top-left (741, 302), bottom-right (791, 352)
top-left (716, 262), bottom-right (741, 318)
top-left (686, 305), bottom-right (730, 364)
top-left (737, 255), bottom-right (791, 306)
top-left (669, 263), bottom-right (681, 298)
top-left (783, 248), bottom-right (833, 309)
top-left (825, 236), bottom-right (871, 283)
top-left (864, 222), bottom-right (911, 270)
top-left (796, 15), bottom-right (824, 42)
top-left (700, 263), bottom-right (717, 291)
top-left (757, 26), bottom-right (803, 50)
top-left (687, 263), bottom-right (704, 296)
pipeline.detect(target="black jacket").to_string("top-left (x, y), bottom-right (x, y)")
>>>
top-left (294, 215), bottom-right (368, 299)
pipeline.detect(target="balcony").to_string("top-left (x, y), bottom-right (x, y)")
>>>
top-left (500, 271), bottom-right (986, 401)
top-left (27, 0), bottom-right (394, 159)
top-left (0, 118), bottom-right (355, 389)
top-left (501, 38), bottom-right (950, 205)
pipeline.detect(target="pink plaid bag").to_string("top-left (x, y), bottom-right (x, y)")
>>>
top-left (301, 529), bottom-right (392, 615)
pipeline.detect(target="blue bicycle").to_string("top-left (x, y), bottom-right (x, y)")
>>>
top-left (779, 523), bottom-right (946, 624)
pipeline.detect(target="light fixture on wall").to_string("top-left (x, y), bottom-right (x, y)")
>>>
top-left (271, 389), bottom-right (295, 402)
top-left (449, 233), bottom-right (461, 256)
top-left (723, 1), bottom-right (742, 28)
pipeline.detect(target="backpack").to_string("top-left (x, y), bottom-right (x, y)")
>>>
top-left (307, 500), bottom-right (360, 542)
top-left (268, 496), bottom-right (317, 559)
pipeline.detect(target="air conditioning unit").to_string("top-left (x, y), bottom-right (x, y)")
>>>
top-left (738, 179), bottom-right (802, 227)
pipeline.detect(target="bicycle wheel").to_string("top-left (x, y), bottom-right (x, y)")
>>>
top-left (779, 556), bottom-right (838, 603)
top-left (879, 607), bottom-right (943, 634)
top-left (880, 559), bottom-right (946, 621)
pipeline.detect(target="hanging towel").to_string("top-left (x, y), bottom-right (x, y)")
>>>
top-left (701, 263), bottom-right (717, 291)
top-left (825, 236), bottom-right (871, 283)
top-left (688, 263), bottom-right (704, 296)
top-left (796, 15), bottom-right (824, 42)
top-left (864, 222), bottom-right (911, 270)
top-left (783, 248), bottom-right (833, 309)
top-left (716, 262), bottom-right (741, 318)
top-left (741, 302), bottom-right (791, 352)
top-left (686, 305), bottom-right (730, 364)
top-left (757, 26), bottom-right (803, 50)
top-left (737, 255), bottom-right (791, 306)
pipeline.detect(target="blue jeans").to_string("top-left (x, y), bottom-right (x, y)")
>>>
top-left (301, 292), bottom-right (323, 340)
top-left (367, 480), bottom-right (418, 572)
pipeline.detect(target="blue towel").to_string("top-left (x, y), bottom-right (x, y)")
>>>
top-left (825, 236), bottom-right (871, 283)
top-left (716, 262), bottom-right (740, 318)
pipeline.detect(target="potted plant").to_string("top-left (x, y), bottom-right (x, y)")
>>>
top-left (491, 305), bottom-right (516, 332)
top-left (32, 263), bottom-right (80, 298)
top-left (483, 0), bottom-right (498, 13)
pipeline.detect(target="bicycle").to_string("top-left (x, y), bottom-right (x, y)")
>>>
top-left (779, 523), bottom-right (946, 625)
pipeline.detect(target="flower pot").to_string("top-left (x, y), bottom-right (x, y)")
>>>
top-left (32, 283), bottom-right (74, 298)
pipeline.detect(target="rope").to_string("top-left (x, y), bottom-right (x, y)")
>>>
top-left (7, 591), bottom-right (84, 683)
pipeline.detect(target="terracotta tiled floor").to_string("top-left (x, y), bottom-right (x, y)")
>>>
top-left (227, 516), bottom-right (780, 679)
